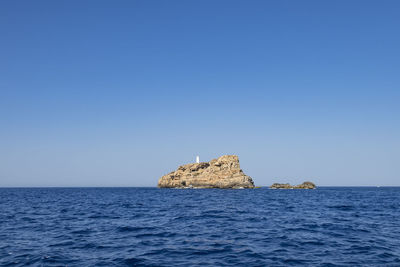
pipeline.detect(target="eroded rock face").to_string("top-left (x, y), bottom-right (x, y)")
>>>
top-left (158, 155), bottom-right (255, 189)
top-left (270, 181), bottom-right (316, 189)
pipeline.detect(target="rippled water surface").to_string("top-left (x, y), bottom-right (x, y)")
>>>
top-left (1, 187), bottom-right (400, 266)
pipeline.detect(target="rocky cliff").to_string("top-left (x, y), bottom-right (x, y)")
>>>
top-left (270, 181), bottom-right (316, 189)
top-left (157, 155), bottom-right (255, 189)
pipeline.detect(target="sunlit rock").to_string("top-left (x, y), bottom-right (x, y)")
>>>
top-left (158, 155), bottom-right (254, 189)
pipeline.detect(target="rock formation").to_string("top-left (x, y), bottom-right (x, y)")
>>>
top-left (270, 181), bottom-right (316, 189)
top-left (158, 155), bottom-right (255, 189)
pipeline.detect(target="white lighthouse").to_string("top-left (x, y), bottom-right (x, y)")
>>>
top-left (196, 155), bottom-right (200, 163)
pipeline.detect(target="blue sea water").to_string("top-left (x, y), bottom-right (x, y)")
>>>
top-left (0, 187), bottom-right (399, 266)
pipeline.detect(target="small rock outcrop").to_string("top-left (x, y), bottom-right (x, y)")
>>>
top-left (157, 155), bottom-right (255, 189)
top-left (270, 181), bottom-right (316, 189)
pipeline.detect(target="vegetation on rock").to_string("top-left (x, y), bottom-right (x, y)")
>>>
top-left (270, 181), bottom-right (316, 189)
top-left (158, 155), bottom-right (254, 189)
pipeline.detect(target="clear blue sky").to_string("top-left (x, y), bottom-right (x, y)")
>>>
top-left (1, 0), bottom-right (399, 186)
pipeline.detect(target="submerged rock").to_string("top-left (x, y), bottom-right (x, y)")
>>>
top-left (270, 181), bottom-right (316, 189)
top-left (157, 155), bottom-right (255, 189)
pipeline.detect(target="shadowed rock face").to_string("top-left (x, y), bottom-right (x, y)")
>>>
top-left (270, 181), bottom-right (316, 189)
top-left (157, 155), bottom-right (255, 189)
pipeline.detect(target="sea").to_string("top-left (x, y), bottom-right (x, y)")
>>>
top-left (0, 187), bottom-right (399, 266)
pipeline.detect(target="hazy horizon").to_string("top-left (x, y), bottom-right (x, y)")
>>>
top-left (1, 1), bottom-right (399, 187)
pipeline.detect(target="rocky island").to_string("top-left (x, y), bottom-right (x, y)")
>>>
top-left (157, 155), bottom-right (255, 189)
top-left (270, 181), bottom-right (316, 189)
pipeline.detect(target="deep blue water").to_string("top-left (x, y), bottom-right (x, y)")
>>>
top-left (0, 187), bottom-right (400, 266)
